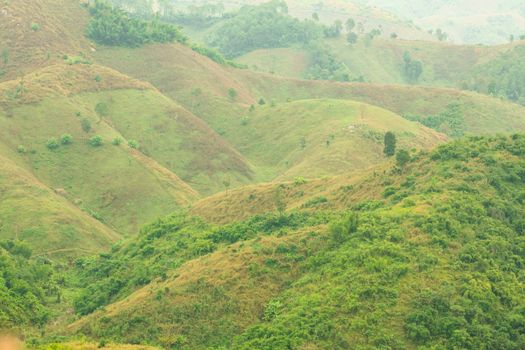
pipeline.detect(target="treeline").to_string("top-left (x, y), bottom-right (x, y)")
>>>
top-left (86, 1), bottom-right (187, 47)
top-left (208, 0), bottom-right (323, 58)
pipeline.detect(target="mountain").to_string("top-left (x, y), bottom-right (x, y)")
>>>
top-left (352, 0), bottom-right (525, 44)
top-left (67, 135), bottom-right (525, 349)
top-left (2, 1), bottom-right (525, 349)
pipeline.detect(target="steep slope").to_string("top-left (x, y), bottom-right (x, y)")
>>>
top-left (66, 135), bottom-right (525, 349)
top-left (0, 64), bottom-right (202, 234)
top-left (0, 0), bottom-right (92, 81)
top-left (92, 42), bottom-right (525, 140)
top-left (0, 152), bottom-right (119, 257)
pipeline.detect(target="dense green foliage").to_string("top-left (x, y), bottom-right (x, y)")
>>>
top-left (66, 135), bottom-right (525, 349)
top-left (233, 135), bottom-right (525, 349)
top-left (208, 1), bottom-right (323, 58)
top-left (0, 241), bottom-right (57, 329)
top-left (304, 43), bottom-right (351, 82)
top-left (403, 51), bottom-right (423, 83)
top-left (86, 1), bottom-right (186, 47)
top-left (72, 212), bottom-right (332, 316)
top-left (384, 131), bottom-right (397, 156)
top-left (404, 103), bottom-right (465, 137)
top-left (462, 46), bottom-right (525, 105)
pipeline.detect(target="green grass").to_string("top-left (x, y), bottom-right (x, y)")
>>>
top-left (221, 98), bottom-right (444, 181)
top-left (0, 65), bottom-right (202, 235)
top-left (0, 152), bottom-right (120, 257)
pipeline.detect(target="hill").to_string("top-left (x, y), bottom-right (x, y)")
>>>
top-left (238, 37), bottom-right (525, 87)
top-left (0, 63), bottom-right (204, 234)
top-left (66, 135), bottom-right (525, 349)
top-left (0, 151), bottom-right (120, 257)
top-left (219, 98), bottom-right (445, 181)
top-left (238, 72), bottom-right (525, 136)
top-left (0, 0), bottom-right (92, 81)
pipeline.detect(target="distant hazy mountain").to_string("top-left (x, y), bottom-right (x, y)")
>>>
top-left (352, 0), bottom-right (525, 44)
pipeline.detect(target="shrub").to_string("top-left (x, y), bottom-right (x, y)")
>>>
top-left (228, 88), bottom-right (237, 100)
top-left (81, 118), bottom-right (92, 133)
top-left (17, 145), bottom-right (26, 154)
top-left (128, 139), bottom-right (139, 149)
top-left (46, 138), bottom-right (60, 150)
top-left (396, 150), bottom-right (411, 167)
top-left (89, 135), bottom-right (103, 147)
top-left (330, 212), bottom-right (359, 243)
top-left (95, 102), bottom-right (109, 116)
top-left (294, 177), bottom-right (307, 185)
top-left (112, 137), bottom-right (123, 146)
top-left (30, 23), bottom-right (40, 31)
top-left (60, 134), bottom-right (73, 145)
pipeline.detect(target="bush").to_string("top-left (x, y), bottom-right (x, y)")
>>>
top-left (112, 137), bottom-right (123, 146)
top-left (31, 23), bottom-right (40, 31)
top-left (330, 212), bottom-right (359, 243)
top-left (60, 134), bottom-right (73, 145)
top-left (46, 138), bottom-right (60, 150)
top-left (89, 135), bottom-right (104, 147)
top-left (17, 145), bottom-right (26, 154)
top-left (228, 88), bottom-right (237, 100)
top-left (396, 150), bottom-right (411, 167)
top-left (81, 118), bottom-right (92, 133)
top-left (128, 139), bottom-right (139, 149)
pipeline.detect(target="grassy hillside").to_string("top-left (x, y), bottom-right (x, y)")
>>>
top-left (239, 72), bottom-right (525, 136)
top-left (0, 64), bottom-right (203, 234)
top-left (0, 152), bottom-right (120, 257)
top-left (238, 37), bottom-right (524, 87)
top-left (92, 41), bottom-right (525, 140)
top-left (65, 135), bottom-right (525, 349)
top-left (0, 0), bottom-right (91, 81)
top-left (220, 98), bottom-right (445, 181)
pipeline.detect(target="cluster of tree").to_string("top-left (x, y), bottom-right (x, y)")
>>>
top-left (86, 0), bottom-right (186, 47)
top-left (208, 0), bottom-right (323, 58)
top-left (461, 45), bottom-right (525, 105)
top-left (429, 28), bottom-right (448, 41)
top-left (304, 42), bottom-right (351, 82)
top-left (404, 103), bottom-right (465, 138)
top-left (403, 51), bottom-right (423, 83)
top-left (165, 3), bottom-right (226, 28)
top-left (0, 241), bottom-right (57, 330)
top-left (72, 211), bottom-right (329, 316)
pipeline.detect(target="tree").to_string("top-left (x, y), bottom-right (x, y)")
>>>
top-left (347, 32), bottom-right (358, 44)
top-left (228, 88), bottom-right (237, 100)
top-left (345, 18), bottom-right (355, 32)
top-left (384, 131), bottom-right (396, 157)
top-left (390, 32), bottom-right (398, 39)
top-left (89, 135), bottom-right (103, 147)
top-left (403, 51), bottom-right (423, 83)
top-left (81, 118), bottom-right (92, 133)
top-left (46, 138), bottom-right (60, 150)
top-left (312, 12), bottom-right (319, 21)
top-left (60, 134), bottom-right (73, 145)
top-left (396, 149), bottom-right (410, 167)
top-left (273, 186), bottom-right (287, 217)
